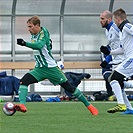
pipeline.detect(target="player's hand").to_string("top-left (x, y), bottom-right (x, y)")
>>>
top-left (100, 61), bottom-right (108, 68)
top-left (100, 46), bottom-right (110, 55)
top-left (17, 38), bottom-right (26, 46)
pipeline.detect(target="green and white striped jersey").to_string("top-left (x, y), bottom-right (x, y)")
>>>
top-left (26, 27), bottom-right (57, 68)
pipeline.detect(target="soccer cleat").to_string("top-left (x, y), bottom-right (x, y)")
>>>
top-left (87, 104), bottom-right (99, 115)
top-left (14, 104), bottom-right (27, 113)
top-left (107, 104), bottom-right (126, 113)
top-left (121, 109), bottom-right (133, 115)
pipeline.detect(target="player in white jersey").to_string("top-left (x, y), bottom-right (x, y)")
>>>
top-left (105, 17), bottom-right (125, 68)
top-left (100, 9), bottom-right (133, 114)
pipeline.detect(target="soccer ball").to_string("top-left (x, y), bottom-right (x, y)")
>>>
top-left (2, 102), bottom-right (16, 116)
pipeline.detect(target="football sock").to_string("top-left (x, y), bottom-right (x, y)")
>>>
top-left (110, 80), bottom-right (125, 104)
top-left (122, 90), bottom-right (133, 110)
top-left (19, 85), bottom-right (28, 104)
top-left (72, 88), bottom-right (90, 107)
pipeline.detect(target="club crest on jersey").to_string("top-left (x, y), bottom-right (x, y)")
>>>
top-left (31, 40), bottom-right (35, 43)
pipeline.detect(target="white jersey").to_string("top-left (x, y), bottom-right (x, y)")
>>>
top-left (105, 23), bottom-right (125, 65)
top-left (115, 22), bottom-right (133, 78)
top-left (119, 23), bottom-right (133, 58)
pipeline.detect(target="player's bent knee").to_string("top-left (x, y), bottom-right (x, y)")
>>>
top-left (108, 70), bottom-right (125, 88)
top-left (108, 70), bottom-right (125, 81)
top-left (20, 73), bottom-right (38, 86)
top-left (103, 72), bottom-right (111, 81)
top-left (108, 75), bottom-right (112, 83)
top-left (60, 81), bottom-right (76, 93)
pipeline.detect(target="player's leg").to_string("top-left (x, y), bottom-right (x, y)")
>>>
top-left (59, 81), bottom-right (98, 115)
top-left (124, 80), bottom-right (133, 89)
top-left (122, 79), bottom-right (133, 114)
top-left (112, 63), bottom-right (133, 114)
top-left (44, 67), bottom-right (98, 115)
top-left (108, 59), bottom-right (133, 113)
top-left (19, 73), bottom-right (38, 103)
top-left (121, 89), bottom-right (133, 114)
top-left (103, 72), bottom-right (113, 100)
top-left (107, 70), bottom-right (126, 113)
top-left (15, 72), bottom-right (38, 112)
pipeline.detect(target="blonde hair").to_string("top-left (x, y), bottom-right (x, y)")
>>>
top-left (27, 16), bottom-right (40, 26)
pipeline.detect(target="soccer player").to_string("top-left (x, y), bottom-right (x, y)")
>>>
top-left (100, 10), bottom-right (121, 100)
top-left (100, 8), bottom-right (133, 114)
top-left (14, 16), bottom-right (98, 115)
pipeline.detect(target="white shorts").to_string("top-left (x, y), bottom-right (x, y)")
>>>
top-left (115, 58), bottom-right (133, 78)
top-left (112, 64), bottom-right (119, 70)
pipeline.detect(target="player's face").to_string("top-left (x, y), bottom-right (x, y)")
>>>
top-left (27, 22), bottom-right (40, 35)
top-left (113, 16), bottom-right (119, 27)
top-left (100, 13), bottom-right (108, 28)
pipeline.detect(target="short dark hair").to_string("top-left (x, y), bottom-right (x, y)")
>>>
top-left (113, 8), bottom-right (127, 20)
top-left (27, 16), bottom-right (40, 26)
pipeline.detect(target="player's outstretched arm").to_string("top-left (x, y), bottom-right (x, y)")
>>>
top-left (17, 38), bottom-right (45, 50)
top-left (100, 45), bottom-right (124, 56)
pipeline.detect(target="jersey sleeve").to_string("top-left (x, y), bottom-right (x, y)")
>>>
top-left (110, 47), bottom-right (124, 55)
top-left (26, 39), bottom-right (46, 50)
top-left (124, 23), bottom-right (133, 35)
top-left (25, 29), bottom-right (49, 50)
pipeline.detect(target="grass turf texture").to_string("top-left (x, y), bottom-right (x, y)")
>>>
top-left (0, 101), bottom-right (133, 133)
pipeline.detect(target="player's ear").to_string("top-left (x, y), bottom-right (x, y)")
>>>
top-left (108, 17), bottom-right (112, 22)
top-left (35, 23), bottom-right (40, 27)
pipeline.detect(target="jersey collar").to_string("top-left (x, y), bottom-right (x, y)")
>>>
top-left (118, 19), bottom-right (129, 32)
top-left (106, 21), bottom-right (113, 31)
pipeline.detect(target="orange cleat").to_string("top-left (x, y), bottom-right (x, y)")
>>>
top-left (14, 104), bottom-right (27, 113)
top-left (87, 104), bottom-right (98, 115)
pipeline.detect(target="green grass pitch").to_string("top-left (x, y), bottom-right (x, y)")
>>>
top-left (0, 101), bottom-right (133, 133)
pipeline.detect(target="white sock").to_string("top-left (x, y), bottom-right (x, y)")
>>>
top-left (110, 80), bottom-right (125, 104)
top-left (124, 81), bottom-right (133, 88)
top-left (122, 90), bottom-right (133, 110)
